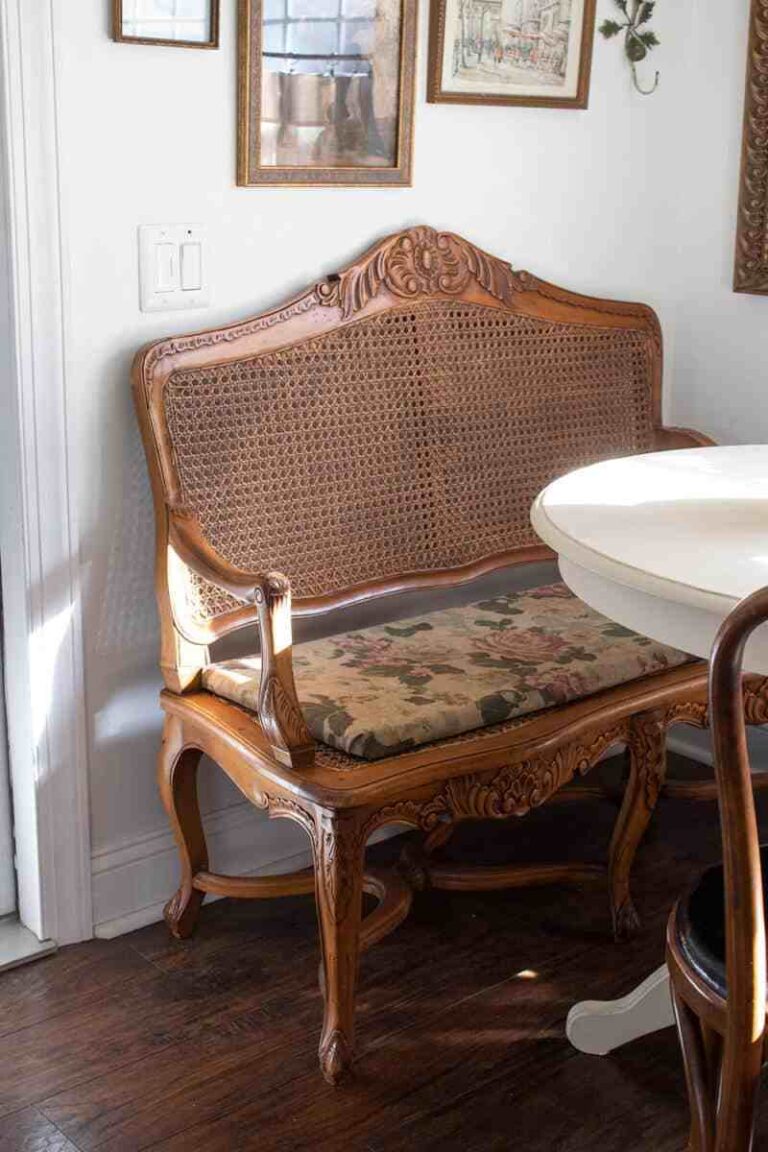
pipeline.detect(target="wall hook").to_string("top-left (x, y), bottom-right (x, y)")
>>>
top-left (631, 63), bottom-right (659, 95)
top-left (600, 0), bottom-right (660, 96)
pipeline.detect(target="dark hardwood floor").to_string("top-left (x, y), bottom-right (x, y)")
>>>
top-left (2, 754), bottom-right (767, 1151)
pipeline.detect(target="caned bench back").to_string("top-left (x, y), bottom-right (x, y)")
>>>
top-left (133, 227), bottom-right (662, 685)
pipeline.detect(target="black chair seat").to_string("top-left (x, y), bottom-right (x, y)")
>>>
top-left (676, 845), bottom-right (768, 999)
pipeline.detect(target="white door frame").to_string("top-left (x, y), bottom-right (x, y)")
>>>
top-left (0, 651), bottom-right (15, 916)
top-left (0, 0), bottom-right (92, 944)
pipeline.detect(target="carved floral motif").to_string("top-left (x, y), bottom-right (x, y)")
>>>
top-left (665, 700), bottom-right (708, 730)
top-left (743, 677), bottom-right (768, 724)
top-left (259, 674), bottom-right (313, 753)
top-left (362, 723), bottom-right (628, 842)
top-left (316, 818), bottom-right (365, 925)
top-left (627, 709), bottom-right (667, 810)
top-left (316, 226), bottom-right (528, 319)
top-left (142, 293), bottom-right (319, 374)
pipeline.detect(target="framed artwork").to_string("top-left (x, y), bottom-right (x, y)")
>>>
top-left (113, 0), bottom-right (220, 48)
top-left (427, 0), bottom-right (597, 109)
top-left (734, 0), bottom-right (768, 293)
top-left (238, 0), bottom-right (417, 187)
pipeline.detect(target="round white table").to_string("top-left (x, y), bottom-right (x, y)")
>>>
top-left (531, 444), bottom-right (768, 1056)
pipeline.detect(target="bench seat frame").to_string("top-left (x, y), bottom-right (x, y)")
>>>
top-left (133, 226), bottom-right (768, 1083)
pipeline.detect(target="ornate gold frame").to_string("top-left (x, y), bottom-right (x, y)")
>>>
top-left (734, 0), bottom-right (768, 293)
top-left (112, 0), bottom-right (220, 49)
top-left (237, 0), bottom-right (417, 187)
top-left (427, 0), bottom-right (596, 109)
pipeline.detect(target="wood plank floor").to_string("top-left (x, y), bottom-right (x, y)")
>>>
top-left (3, 754), bottom-right (768, 1151)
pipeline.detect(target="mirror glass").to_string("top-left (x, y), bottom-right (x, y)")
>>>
top-left (120, 0), bottom-right (212, 44)
top-left (259, 0), bottom-right (402, 168)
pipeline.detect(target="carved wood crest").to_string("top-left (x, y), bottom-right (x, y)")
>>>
top-left (316, 226), bottom-right (529, 319)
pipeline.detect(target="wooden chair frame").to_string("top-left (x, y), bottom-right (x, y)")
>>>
top-left (133, 226), bottom-right (768, 1083)
top-left (668, 587), bottom-right (768, 1151)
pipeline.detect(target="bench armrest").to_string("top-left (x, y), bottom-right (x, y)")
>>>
top-left (169, 508), bottom-right (315, 770)
top-left (654, 425), bottom-right (716, 451)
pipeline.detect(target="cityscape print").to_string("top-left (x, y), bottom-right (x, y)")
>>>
top-left (449, 0), bottom-right (575, 89)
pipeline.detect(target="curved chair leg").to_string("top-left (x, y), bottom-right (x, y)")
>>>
top-left (596, 746), bottom-right (631, 804)
top-left (313, 810), bottom-right (365, 1085)
top-left (672, 987), bottom-right (716, 1152)
top-left (609, 710), bottom-right (667, 940)
top-left (158, 714), bottom-right (207, 940)
top-left (398, 818), bottom-right (455, 890)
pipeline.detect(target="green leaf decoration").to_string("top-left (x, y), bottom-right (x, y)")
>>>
top-left (638, 29), bottom-right (660, 48)
top-left (599, 19), bottom-right (624, 37)
top-left (626, 29), bottom-right (648, 62)
top-left (603, 0), bottom-right (660, 94)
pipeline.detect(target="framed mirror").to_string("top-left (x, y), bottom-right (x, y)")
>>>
top-left (113, 0), bottom-right (220, 49)
top-left (238, 0), bottom-right (417, 187)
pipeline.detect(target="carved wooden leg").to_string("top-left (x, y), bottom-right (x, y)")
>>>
top-left (609, 710), bottom-right (667, 940)
top-left (313, 810), bottom-right (365, 1085)
top-left (158, 714), bottom-right (207, 940)
top-left (596, 746), bottom-right (630, 804)
top-left (398, 819), bottom-right (455, 891)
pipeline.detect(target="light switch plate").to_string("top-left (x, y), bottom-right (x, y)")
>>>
top-left (139, 224), bottom-right (210, 313)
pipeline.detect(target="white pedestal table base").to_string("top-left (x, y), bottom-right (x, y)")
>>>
top-left (565, 965), bottom-right (673, 1055)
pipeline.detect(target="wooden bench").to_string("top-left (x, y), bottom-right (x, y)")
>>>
top-left (133, 226), bottom-right (768, 1084)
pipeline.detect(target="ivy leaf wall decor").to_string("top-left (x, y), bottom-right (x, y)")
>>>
top-left (600, 0), bottom-right (660, 95)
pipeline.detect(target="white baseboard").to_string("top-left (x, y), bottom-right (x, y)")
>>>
top-left (93, 725), bottom-right (768, 940)
top-left (92, 802), bottom-right (313, 939)
top-left (92, 801), bottom-right (402, 940)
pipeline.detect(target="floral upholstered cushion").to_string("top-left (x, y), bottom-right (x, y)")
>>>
top-left (202, 582), bottom-right (690, 762)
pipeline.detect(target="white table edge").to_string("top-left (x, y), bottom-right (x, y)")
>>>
top-left (530, 494), bottom-right (739, 619)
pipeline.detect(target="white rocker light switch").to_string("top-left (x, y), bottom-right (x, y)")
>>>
top-left (139, 224), bottom-right (209, 313)
top-left (180, 242), bottom-right (203, 292)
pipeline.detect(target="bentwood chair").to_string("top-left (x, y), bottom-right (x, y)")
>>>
top-left (668, 586), bottom-right (768, 1151)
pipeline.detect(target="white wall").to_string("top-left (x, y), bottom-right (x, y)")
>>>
top-left (48, 1), bottom-right (766, 935)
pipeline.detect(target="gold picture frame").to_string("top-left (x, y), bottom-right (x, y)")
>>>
top-left (734, 0), bottom-right (768, 293)
top-left (113, 0), bottom-right (220, 50)
top-left (238, 0), bottom-right (417, 188)
top-left (428, 0), bottom-right (596, 110)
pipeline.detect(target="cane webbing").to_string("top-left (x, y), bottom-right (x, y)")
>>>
top-left (163, 300), bottom-right (655, 624)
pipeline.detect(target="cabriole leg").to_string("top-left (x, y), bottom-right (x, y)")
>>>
top-left (609, 710), bottom-right (667, 940)
top-left (313, 810), bottom-right (365, 1085)
top-left (158, 714), bottom-right (207, 940)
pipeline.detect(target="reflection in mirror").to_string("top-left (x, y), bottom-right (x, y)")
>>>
top-left (117, 0), bottom-right (218, 47)
top-left (260, 0), bottom-right (402, 168)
